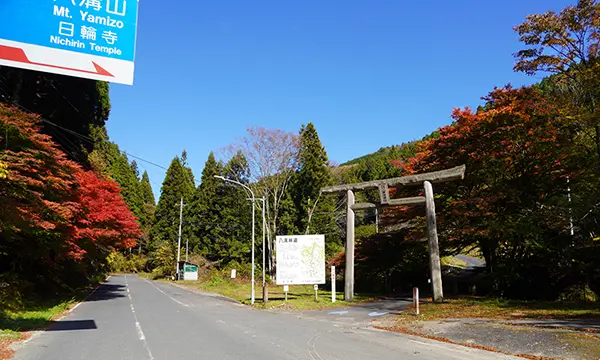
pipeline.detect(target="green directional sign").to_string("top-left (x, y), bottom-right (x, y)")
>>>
top-left (184, 264), bottom-right (198, 273)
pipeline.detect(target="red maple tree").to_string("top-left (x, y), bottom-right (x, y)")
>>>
top-left (68, 170), bottom-right (140, 260)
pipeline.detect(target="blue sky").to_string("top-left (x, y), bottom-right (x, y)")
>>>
top-left (106, 0), bottom-right (572, 198)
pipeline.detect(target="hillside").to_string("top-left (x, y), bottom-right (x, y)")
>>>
top-left (341, 131), bottom-right (439, 168)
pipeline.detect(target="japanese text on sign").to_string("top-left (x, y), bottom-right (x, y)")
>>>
top-left (50, 0), bottom-right (134, 58)
top-left (276, 235), bottom-right (326, 285)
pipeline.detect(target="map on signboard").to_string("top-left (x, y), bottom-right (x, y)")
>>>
top-left (276, 235), bottom-right (325, 285)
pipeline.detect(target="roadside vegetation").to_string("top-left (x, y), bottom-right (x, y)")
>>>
top-left (396, 297), bottom-right (600, 324)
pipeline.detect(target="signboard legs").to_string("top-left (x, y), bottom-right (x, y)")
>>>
top-left (345, 190), bottom-right (355, 301)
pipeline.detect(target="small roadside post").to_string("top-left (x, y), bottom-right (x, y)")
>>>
top-left (284, 285), bottom-right (289, 301)
top-left (331, 266), bottom-right (336, 303)
top-left (314, 284), bottom-right (319, 301)
top-left (413, 287), bottom-right (420, 316)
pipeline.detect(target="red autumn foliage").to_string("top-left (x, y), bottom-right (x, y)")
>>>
top-left (68, 170), bottom-right (140, 260)
top-left (0, 106), bottom-right (79, 237)
top-left (0, 105), bottom-right (139, 269)
top-left (403, 86), bottom-right (573, 256)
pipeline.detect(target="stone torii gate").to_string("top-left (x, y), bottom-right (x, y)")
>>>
top-left (321, 165), bottom-right (466, 303)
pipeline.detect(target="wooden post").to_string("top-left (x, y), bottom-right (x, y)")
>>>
top-left (413, 287), bottom-right (420, 315)
top-left (424, 181), bottom-right (443, 303)
top-left (331, 265), bottom-right (336, 303)
top-left (345, 190), bottom-right (355, 301)
top-left (263, 282), bottom-right (268, 303)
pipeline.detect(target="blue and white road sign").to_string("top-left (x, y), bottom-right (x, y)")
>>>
top-left (0, 0), bottom-right (139, 85)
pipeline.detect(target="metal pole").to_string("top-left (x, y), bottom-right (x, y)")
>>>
top-left (251, 194), bottom-right (255, 305)
top-left (262, 197), bottom-right (266, 288)
top-left (176, 197), bottom-right (183, 280)
top-left (185, 238), bottom-right (188, 262)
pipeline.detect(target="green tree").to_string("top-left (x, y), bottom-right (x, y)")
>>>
top-left (215, 152), bottom-right (252, 263)
top-left (293, 123), bottom-right (342, 255)
top-left (0, 68), bottom-right (111, 164)
top-left (141, 171), bottom-right (156, 205)
top-left (186, 152), bottom-right (222, 256)
top-left (88, 126), bottom-right (144, 222)
top-left (150, 151), bottom-right (195, 250)
top-left (139, 171), bottom-right (156, 252)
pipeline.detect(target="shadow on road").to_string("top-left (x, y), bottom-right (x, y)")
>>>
top-left (84, 283), bottom-right (126, 302)
top-left (1, 282), bottom-right (124, 333)
top-left (45, 319), bottom-right (97, 331)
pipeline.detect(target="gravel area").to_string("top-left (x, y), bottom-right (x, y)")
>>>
top-left (403, 318), bottom-right (600, 360)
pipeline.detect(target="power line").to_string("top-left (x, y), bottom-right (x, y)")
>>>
top-left (49, 82), bottom-right (80, 114)
top-left (0, 79), bottom-right (202, 190)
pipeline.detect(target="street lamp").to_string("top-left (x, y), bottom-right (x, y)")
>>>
top-left (214, 175), bottom-right (256, 305)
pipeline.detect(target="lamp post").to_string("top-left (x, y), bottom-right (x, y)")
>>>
top-left (214, 175), bottom-right (256, 305)
top-left (254, 197), bottom-right (266, 297)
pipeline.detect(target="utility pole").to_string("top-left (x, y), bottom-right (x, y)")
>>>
top-left (251, 193), bottom-right (255, 305)
top-left (261, 197), bottom-right (267, 302)
top-left (176, 197), bottom-right (183, 280)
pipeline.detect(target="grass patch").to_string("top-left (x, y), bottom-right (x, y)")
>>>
top-left (0, 298), bottom-right (79, 333)
top-left (172, 277), bottom-right (377, 310)
top-left (395, 296), bottom-right (600, 324)
top-left (0, 330), bottom-right (23, 340)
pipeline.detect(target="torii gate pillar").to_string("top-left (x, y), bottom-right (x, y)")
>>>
top-left (345, 190), bottom-right (355, 301)
top-left (424, 181), bottom-right (443, 303)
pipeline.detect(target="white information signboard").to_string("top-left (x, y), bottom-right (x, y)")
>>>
top-left (276, 234), bottom-right (326, 285)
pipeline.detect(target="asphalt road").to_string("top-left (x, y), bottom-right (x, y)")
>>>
top-left (12, 275), bottom-right (517, 360)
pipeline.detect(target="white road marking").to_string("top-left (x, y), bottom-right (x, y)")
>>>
top-left (126, 278), bottom-right (154, 360)
top-left (144, 279), bottom-right (190, 307)
top-left (135, 321), bottom-right (145, 340)
top-left (68, 302), bottom-right (82, 313)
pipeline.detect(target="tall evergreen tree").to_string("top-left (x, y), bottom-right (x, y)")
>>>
top-left (140, 171), bottom-right (156, 205)
top-left (0, 68), bottom-right (110, 164)
top-left (294, 123), bottom-right (332, 231)
top-left (186, 152), bottom-right (222, 255)
top-left (138, 171), bottom-right (156, 252)
top-left (293, 123), bottom-right (342, 255)
top-left (216, 152), bottom-right (252, 264)
top-left (150, 151), bottom-right (195, 250)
